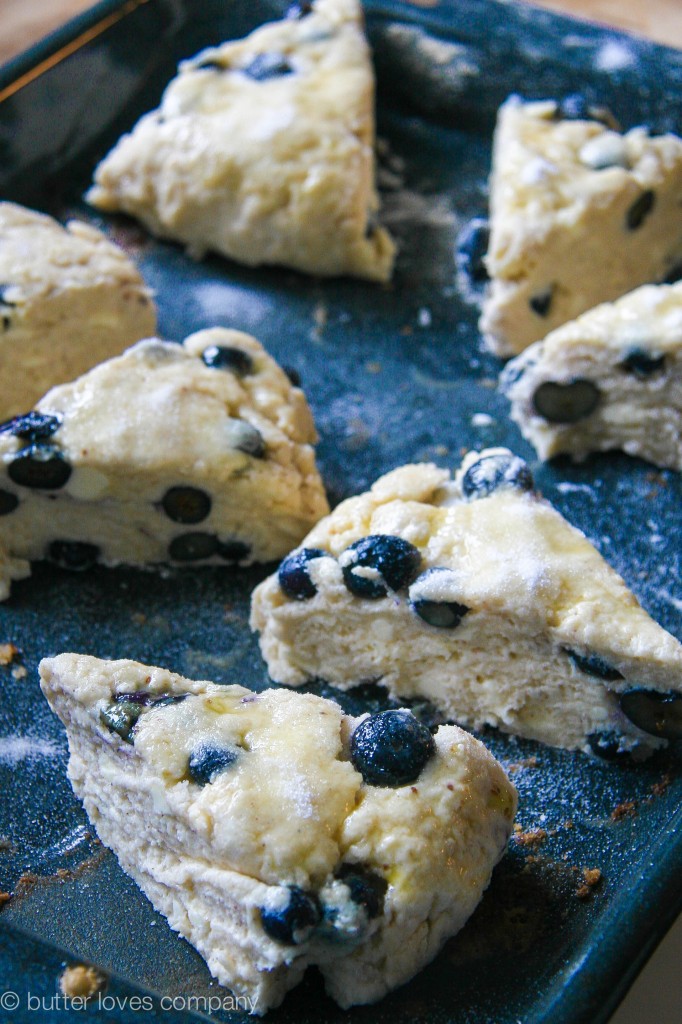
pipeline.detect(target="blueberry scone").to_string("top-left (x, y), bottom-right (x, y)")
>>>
top-left (40, 653), bottom-right (516, 1013)
top-left (251, 449), bottom-right (682, 758)
top-left (87, 0), bottom-right (394, 282)
top-left (0, 202), bottom-right (156, 420)
top-left (501, 282), bottom-right (682, 469)
top-left (481, 95), bottom-right (682, 356)
top-left (0, 328), bottom-right (328, 598)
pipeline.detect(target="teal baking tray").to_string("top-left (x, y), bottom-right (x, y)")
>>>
top-left (0, 2), bottom-right (680, 1022)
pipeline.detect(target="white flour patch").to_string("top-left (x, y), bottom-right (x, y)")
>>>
top-left (0, 736), bottom-right (60, 764)
top-left (595, 39), bottom-right (636, 71)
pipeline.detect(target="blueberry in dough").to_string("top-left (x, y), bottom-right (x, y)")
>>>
top-left (619, 689), bottom-right (682, 740)
top-left (8, 444), bottom-right (71, 489)
top-left (461, 451), bottom-right (534, 499)
top-left (188, 745), bottom-right (239, 786)
top-left (0, 411), bottom-right (62, 441)
top-left (201, 345), bottom-right (255, 377)
top-left (278, 547), bottom-right (329, 599)
top-left (161, 486), bottom-right (212, 524)
top-left (341, 535), bottom-right (421, 599)
top-left (350, 709), bottom-right (436, 787)
top-left (0, 490), bottom-right (18, 516)
top-left (243, 53), bottom-right (293, 81)
top-left (260, 886), bottom-right (322, 944)
top-left (48, 540), bottom-right (100, 571)
top-left (532, 379), bottom-right (601, 423)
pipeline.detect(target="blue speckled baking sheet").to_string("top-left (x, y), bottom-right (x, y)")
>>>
top-left (0, 2), bottom-right (680, 1022)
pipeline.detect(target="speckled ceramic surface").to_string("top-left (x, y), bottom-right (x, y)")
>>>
top-left (0, 2), bottom-right (680, 1022)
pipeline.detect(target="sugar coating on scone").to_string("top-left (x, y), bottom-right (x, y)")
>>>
top-left (87, 0), bottom-right (394, 282)
top-left (40, 653), bottom-right (516, 1013)
top-left (481, 96), bottom-right (682, 356)
top-left (501, 282), bottom-right (682, 469)
top-left (0, 328), bottom-right (328, 598)
top-left (251, 448), bottom-right (682, 758)
top-left (0, 202), bottom-right (156, 419)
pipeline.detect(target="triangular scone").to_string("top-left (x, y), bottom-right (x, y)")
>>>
top-left (0, 328), bottom-right (328, 597)
top-left (40, 654), bottom-right (515, 1013)
top-left (501, 282), bottom-right (682, 469)
top-left (87, 0), bottom-right (394, 282)
top-left (0, 202), bottom-right (156, 419)
top-left (481, 96), bottom-right (682, 356)
top-left (251, 448), bottom-right (682, 758)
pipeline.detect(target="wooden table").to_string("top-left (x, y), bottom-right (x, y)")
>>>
top-left (2, 0), bottom-right (682, 64)
top-left (1, 4), bottom-right (680, 1024)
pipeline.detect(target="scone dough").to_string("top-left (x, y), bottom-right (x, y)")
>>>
top-left (501, 282), bottom-right (682, 469)
top-left (87, 0), bottom-right (394, 281)
top-left (0, 328), bottom-right (328, 598)
top-left (481, 96), bottom-right (682, 356)
top-left (0, 202), bottom-right (156, 419)
top-left (40, 653), bottom-right (516, 1013)
top-left (251, 448), bottom-right (682, 757)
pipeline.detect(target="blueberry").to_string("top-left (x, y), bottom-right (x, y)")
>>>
top-left (7, 444), bottom-right (71, 489)
top-left (260, 886), bottom-right (322, 944)
top-left (161, 486), bottom-right (212, 524)
top-left (663, 262), bottom-right (682, 285)
top-left (554, 95), bottom-right (618, 128)
top-left (532, 379), bottom-right (601, 423)
top-left (350, 709), bottom-right (436, 787)
top-left (619, 689), bottom-right (682, 740)
top-left (286, 1), bottom-right (313, 17)
top-left (278, 547), bottom-right (328, 600)
top-left (100, 699), bottom-right (145, 743)
top-left (168, 532), bottom-right (218, 562)
top-left (341, 535), bottom-right (421, 599)
top-left (282, 365), bottom-right (301, 387)
top-left (201, 345), bottom-right (255, 377)
top-left (188, 745), bottom-right (239, 785)
top-left (619, 348), bottom-right (665, 377)
top-left (336, 864), bottom-right (387, 919)
top-left (566, 649), bottom-right (623, 681)
top-left (217, 539), bottom-right (251, 563)
top-left (0, 412), bottom-right (62, 442)
top-left (48, 540), bottom-right (100, 571)
top-left (232, 421), bottom-right (266, 459)
top-left (100, 692), bottom-right (186, 743)
top-left (456, 218), bottom-right (490, 286)
top-left (243, 53), bottom-right (293, 82)
top-left (529, 286), bottom-right (554, 318)
top-left (626, 190), bottom-right (655, 231)
top-left (412, 596), bottom-right (469, 629)
top-left (461, 452), bottom-right (534, 499)
top-left (0, 490), bottom-right (18, 516)
top-left (587, 730), bottom-right (633, 761)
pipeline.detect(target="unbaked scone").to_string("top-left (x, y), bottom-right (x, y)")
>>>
top-left (40, 653), bottom-right (516, 1013)
top-left (0, 327), bottom-right (328, 598)
top-left (500, 282), bottom-right (682, 469)
top-left (251, 448), bottom-right (682, 758)
top-left (0, 201), bottom-right (156, 419)
top-left (481, 95), bottom-right (682, 356)
top-left (87, 0), bottom-right (394, 282)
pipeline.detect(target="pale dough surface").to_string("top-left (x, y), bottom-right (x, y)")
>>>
top-left (40, 653), bottom-right (516, 1013)
top-left (87, 0), bottom-right (394, 281)
top-left (0, 328), bottom-right (329, 597)
top-left (251, 450), bottom-right (682, 754)
top-left (501, 281), bottom-right (682, 468)
top-left (0, 201), bottom-right (156, 419)
top-left (481, 97), bottom-right (682, 355)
